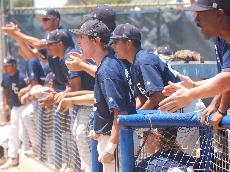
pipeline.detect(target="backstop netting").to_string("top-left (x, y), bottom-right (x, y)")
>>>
top-left (118, 110), bottom-right (230, 172)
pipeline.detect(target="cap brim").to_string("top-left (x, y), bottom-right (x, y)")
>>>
top-left (69, 29), bottom-right (85, 35)
top-left (110, 35), bottom-right (123, 39)
top-left (38, 15), bottom-right (56, 20)
top-left (45, 40), bottom-right (59, 44)
top-left (184, 4), bottom-right (212, 12)
top-left (83, 13), bottom-right (93, 20)
top-left (3, 63), bottom-right (12, 66)
top-left (40, 77), bottom-right (46, 81)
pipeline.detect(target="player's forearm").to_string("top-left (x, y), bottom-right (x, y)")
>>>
top-left (189, 72), bottom-right (230, 99)
top-left (3, 89), bottom-right (9, 106)
top-left (139, 99), bottom-right (156, 110)
top-left (139, 92), bottom-right (165, 110)
top-left (82, 63), bottom-right (97, 77)
top-left (109, 110), bottom-right (127, 144)
top-left (9, 34), bottom-right (35, 60)
top-left (136, 97), bottom-right (143, 109)
top-left (218, 91), bottom-right (230, 113)
top-left (70, 94), bottom-right (94, 106)
top-left (14, 31), bottom-right (46, 49)
top-left (19, 42), bottom-right (37, 60)
top-left (30, 86), bottom-right (51, 97)
top-left (209, 95), bottom-right (222, 109)
top-left (18, 85), bottom-right (31, 98)
top-left (66, 90), bottom-right (94, 98)
top-left (193, 78), bottom-right (211, 87)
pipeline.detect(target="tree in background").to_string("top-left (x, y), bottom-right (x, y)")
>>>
top-left (14, 0), bottom-right (33, 7)
top-left (3, 0), bottom-right (33, 13)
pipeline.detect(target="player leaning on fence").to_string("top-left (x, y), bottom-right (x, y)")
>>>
top-left (111, 23), bottom-right (205, 158)
top-left (68, 19), bottom-right (136, 172)
top-left (111, 23), bottom-right (204, 112)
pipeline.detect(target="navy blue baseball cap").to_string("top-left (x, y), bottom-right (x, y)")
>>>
top-left (39, 8), bottom-right (60, 19)
top-left (46, 29), bottom-right (70, 46)
top-left (111, 23), bottom-right (141, 41)
top-left (88, 4), bottom-right (116, 31)
top-left (185, 0), bottom-right (230, 12)
top-left (3, 56), bottom-right (17, 65)
top-left (70, 19), bottom-right (110, 44)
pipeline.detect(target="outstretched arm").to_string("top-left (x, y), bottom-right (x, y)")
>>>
top-left (2, 23), bottom-right (46, 49)
top-left (57, 93), bottom-right (94, 112)
top-left (159, 72), bottom-right (230, 112)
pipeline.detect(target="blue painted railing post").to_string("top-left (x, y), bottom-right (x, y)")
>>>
top-left (91, 139), bottom-right (103, 172)
top-left (120, 127), bottom-right (135, 172)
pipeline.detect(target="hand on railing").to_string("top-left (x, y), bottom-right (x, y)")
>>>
top-left (203, 110), bottom-right (225, 129)
top-left (201, 104), bottom-right (217, 126)
top-left (54, 92), bottom-right (68, 103)
top-left (39, 92), bottom-right (55, 109)
top-left (57, 98), bottom-right (72, 112)
top-left (210, 111), bottom-right (224, 129)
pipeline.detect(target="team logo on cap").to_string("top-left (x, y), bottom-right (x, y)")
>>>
top-left (42, 10), bottom-right (48, 16)
top-left (212, 3), bottom-right (218, 8)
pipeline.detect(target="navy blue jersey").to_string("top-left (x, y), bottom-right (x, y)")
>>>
top-left (93, 53), bottom-right (136, 135)
top-left (136, 151), bottom-right (197, 172)
top-left (76, 59), bottom-right (95, 91)
top-left (222, 48), bottom-right (230, 72)
top-left (1, 71), bottom-right (26, 108)
top-left (26, 57), bottom-right (45, 85)
top-left (215, 38), bottom-right (230, 73)
top-left (131, 49), bottom-right (180, 102)
top-left (41, 62), bottom-right (52, 76)
top-left (48, 47), bottom-right (81, 92)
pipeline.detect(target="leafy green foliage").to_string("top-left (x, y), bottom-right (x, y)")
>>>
top-left (14, 0), bottom-right (33, 7)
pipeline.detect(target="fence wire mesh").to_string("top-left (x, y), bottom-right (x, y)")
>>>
top-left (134, 127), bottom-right (201, 171)
top-left (23, 100), bottom-right (94, 171)
top-left (119, 111), bottom-right (230, 172)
